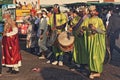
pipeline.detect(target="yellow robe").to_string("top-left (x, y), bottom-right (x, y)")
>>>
top-left (81, 16), bottom-right (106, 73)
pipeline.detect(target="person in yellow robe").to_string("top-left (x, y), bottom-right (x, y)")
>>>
top-left (80, 5), bottom-right (106, 79)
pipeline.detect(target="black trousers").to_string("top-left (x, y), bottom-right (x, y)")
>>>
top-left (109, 29), bottom-right (120, 53)
top-left (109, 33), bottom-right (115, 54)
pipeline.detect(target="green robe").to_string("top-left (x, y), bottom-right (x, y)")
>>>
top-left (71, 16), bottom-right (88, 64)
top-left (81, 16), bottom-right (106, 73)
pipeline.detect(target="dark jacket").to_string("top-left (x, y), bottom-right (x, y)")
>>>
top-left (107, 13), bottom-right (120, 33)
top-left (107, 13), bottom-right (120, 38)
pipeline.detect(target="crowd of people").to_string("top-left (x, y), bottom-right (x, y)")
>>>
top-left (0, 3), bottom-right (120, 79)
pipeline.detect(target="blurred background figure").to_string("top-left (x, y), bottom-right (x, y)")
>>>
top-left (27, 8), bottom-right (38, 54)
top-left (25, 20), bottom-right (33, 49)
top-left (107, 7), bottom-right (120, 59)
top-left (37, 10), bottom-right (52, 60)
top-left (106, 10), bottom-right (112, 29)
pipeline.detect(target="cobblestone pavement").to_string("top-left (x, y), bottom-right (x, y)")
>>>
top-left (0, 40), bottom-right (120, 80)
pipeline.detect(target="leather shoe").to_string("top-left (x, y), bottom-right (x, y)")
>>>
top-left (6, 68), bottom-right (12, 73)
top-left (11, 70), bottom-right (19, 74)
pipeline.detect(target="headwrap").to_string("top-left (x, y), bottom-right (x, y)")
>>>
top-left (89, 5), bottom-right (96, 11)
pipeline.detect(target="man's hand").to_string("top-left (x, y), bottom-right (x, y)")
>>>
top-left (69, 27), bottom-right (72, 32)
top-left (51, 27), bottom-right (56, 31)
top-left (91, 26), bottom-right (96, 31)
top-left (89, 24), bottom-right (96, 31)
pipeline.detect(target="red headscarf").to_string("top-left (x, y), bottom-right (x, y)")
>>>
top-left (30, 8), bottom-right (36, 15)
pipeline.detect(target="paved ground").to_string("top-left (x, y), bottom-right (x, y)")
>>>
top-left (0, 40), bottom-right (120, 80)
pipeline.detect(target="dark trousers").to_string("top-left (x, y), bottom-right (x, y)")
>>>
top-left (46, 46), bottom-right (55, 62)
top-left (109, 33), bottom-right (115, 54)
top-left (63, 51), bottom-right (73, 65)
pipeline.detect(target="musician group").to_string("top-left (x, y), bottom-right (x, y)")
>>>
top-left (28, 4), bottom-right (105, 79)
top-left (1, 4), bottom-right (107, 79)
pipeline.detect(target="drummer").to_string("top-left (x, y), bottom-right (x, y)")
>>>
top-left (47, 4), bottom-right (68, 66)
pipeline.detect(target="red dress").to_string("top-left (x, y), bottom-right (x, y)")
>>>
top-left (2, 27), bottom-right (22, 67)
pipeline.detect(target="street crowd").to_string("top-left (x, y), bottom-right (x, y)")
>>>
top-left (0, 3), bottom-right (120, 79)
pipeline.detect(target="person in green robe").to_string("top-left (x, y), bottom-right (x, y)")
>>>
top-left (70, 7), bottom-right (89, 70)
top-left (47, 4), bottom-right (67, 66)
top-left (80, 5), bottom-right (106, 79)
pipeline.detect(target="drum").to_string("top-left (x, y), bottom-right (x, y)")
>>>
top-left (58, 31), bottom-right (75, 52)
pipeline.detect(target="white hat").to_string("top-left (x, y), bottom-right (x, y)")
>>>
top-left (41, 8), bottom-right (48, 13)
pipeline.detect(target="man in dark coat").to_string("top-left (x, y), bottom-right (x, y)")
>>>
top-left (107, 7), bottom-right (120, 58)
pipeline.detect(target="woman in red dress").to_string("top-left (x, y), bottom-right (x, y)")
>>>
top-left (2, 12), bottom-right (22, 74)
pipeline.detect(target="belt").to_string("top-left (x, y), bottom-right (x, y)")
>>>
top-left (55, 23), bottom-right (66, 30)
